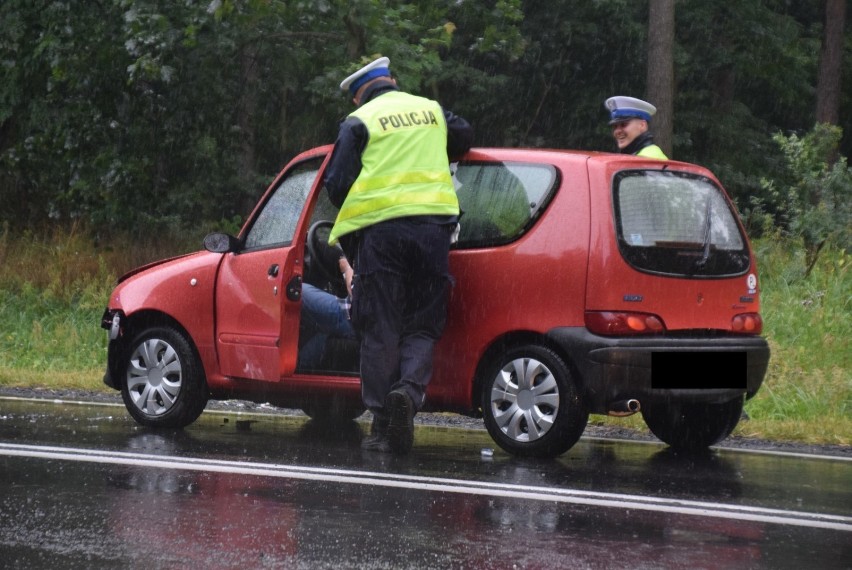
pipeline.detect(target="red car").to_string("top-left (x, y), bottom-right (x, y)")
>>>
top-left (101, 146), bottom-right (770, 457)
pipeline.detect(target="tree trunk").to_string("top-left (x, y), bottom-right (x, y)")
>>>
top-left (278, 86), bottom-right (289, 155)
top-left (343, 9), bottom-right (366, 60)
top-left (815, 0), bottom-right (846, 126)
top-left (238, 47), bottom-right (258, 212)
top-left (646, 0), bottom-right (675, 157)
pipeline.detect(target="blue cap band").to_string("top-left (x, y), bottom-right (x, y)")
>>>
top-left (610, 108), bottom-right (651, 123)
top-left (349, 68), bottom-right (390, 95)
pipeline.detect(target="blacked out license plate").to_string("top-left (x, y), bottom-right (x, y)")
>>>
top-left (652, 352), bottom-right (746, 389)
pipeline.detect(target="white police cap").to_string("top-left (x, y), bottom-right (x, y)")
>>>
top-left (605, 96), bottom-right (657, 124)
top-left (340, 56), bottom-right (391, 95)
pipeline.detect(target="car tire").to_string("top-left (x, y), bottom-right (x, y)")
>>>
top-left (641, 396), bottom-right (744, 451)
top-left (481, 344), bottom-right (588, 458)
top-left (120, 326), bottom-right (208, 428)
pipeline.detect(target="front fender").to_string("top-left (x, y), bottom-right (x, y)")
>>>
top-left (105, 251), bottom-right (222, 381)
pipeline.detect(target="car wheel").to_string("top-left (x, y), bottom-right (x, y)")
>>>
top-left (481, 344), bottom-right (588, 458)
top-left (641, 396), bottom-right (744, 451)
top-left (120, 326), bottom-right (208, 428)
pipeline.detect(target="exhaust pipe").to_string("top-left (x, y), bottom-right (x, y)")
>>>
top-left (608, 399), bottom-right (641, 417)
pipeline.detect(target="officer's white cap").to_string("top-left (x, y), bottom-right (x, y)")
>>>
top-left (340, 57), bottom-right (391, 95)
top-left (605, 96), bottom-right (657, 124)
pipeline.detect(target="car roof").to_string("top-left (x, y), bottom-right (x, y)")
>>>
top-left (294, 145), bottom-right (705, 177)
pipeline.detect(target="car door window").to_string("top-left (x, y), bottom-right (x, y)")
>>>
top-left (308, 181), bottom-right (341, 225)
top-left (244, 158), bottom-right (323, 250)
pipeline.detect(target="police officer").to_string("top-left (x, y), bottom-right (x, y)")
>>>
top-left (324, 57), bottom-right (473, 454)
top-left (604, 96), bottom-right (669, 159)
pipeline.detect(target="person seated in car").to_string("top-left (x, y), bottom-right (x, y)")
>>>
top-left (298, 251), bottom-right (356, 371)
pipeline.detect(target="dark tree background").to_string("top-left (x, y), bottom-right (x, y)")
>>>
top-left (0, 0), bottom-right (848, 239)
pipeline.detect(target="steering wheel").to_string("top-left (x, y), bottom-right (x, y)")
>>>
top-left (306, 220), bottom-right (345, 289)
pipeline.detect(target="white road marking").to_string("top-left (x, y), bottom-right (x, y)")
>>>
top-left (2, 442), bottom-right (850, 532)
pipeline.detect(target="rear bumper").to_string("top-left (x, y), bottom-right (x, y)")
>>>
top-left (545, 327), bottom-right (770, 413)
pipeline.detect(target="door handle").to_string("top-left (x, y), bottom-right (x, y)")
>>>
top-left (268, 264), bottom-right (279, 278)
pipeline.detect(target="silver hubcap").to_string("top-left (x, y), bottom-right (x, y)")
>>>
top-left (490, 357), bottom-right (560, 442)
top-left (127, 338), bottom-right (182, 416)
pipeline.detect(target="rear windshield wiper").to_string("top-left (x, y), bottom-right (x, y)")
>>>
top-left (693, 197), bottom-right (713, 270)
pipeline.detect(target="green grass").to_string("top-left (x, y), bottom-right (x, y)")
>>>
top-left (738, 237), bottom-right (850, 444)
top-left (0, 226), bottom-right (849, 446)
top-left (0, 223), bottom-right (198, 391)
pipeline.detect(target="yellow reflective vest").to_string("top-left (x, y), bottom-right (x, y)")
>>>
top-left (329, 91), bottom-right (459, 245)
top-left (637, 144), bottom-right (669, 160)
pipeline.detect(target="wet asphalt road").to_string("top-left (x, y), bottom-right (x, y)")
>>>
top-left (1, 397), bottom-right (850, 569)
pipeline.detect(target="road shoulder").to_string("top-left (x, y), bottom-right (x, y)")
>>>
top-left (1, 386), bottom-right (849, 458)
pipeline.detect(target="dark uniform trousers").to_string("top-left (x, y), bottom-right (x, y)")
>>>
top-left (348, 216), bottom-right (454, 419)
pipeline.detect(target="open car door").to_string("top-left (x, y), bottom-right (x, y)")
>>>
top-left (215, 156), bottom-right (325, 381)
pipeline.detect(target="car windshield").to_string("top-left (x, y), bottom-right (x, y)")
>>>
top-left (613, 170), bottom-right (750, 277)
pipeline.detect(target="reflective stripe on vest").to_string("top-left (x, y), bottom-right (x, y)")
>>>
top-left (329, 91), bottom-right (459, 245)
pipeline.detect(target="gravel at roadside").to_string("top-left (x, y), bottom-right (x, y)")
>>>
top-left (1, 386), bottom-right (849, 458)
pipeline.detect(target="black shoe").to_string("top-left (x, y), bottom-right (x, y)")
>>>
top-left (386, 389), bottom-right (414, 455)
top-left (361, 415), bottom-right (390, 452)
top-left (360, 433), bottom-right (391, 452)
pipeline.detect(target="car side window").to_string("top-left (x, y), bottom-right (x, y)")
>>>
top-left (454, 161), bottom-right (558, 248)
top-left (243, 158), bottom-right (324, 250)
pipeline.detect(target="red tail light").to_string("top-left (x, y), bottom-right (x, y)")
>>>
top-left (732, 312), bottom-right (762, 334)
top-left (585, 311), bottom-right (666, 336)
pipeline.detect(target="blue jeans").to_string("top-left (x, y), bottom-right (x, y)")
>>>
top-left (299, 283), bottom-right (355, 369)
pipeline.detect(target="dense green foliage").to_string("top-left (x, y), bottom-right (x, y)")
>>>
top-left (754, 124), bottom-right (852, 271)
top-left (1, 0), bottom-right (849, 240)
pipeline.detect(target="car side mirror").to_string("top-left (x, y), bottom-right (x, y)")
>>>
top-left (203, 232), bottom-right (240, 253)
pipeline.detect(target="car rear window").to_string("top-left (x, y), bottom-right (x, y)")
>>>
top-left (454, 161), bottom-right (558, 248)
top-left (613, 170), bottom-right (750, 277)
